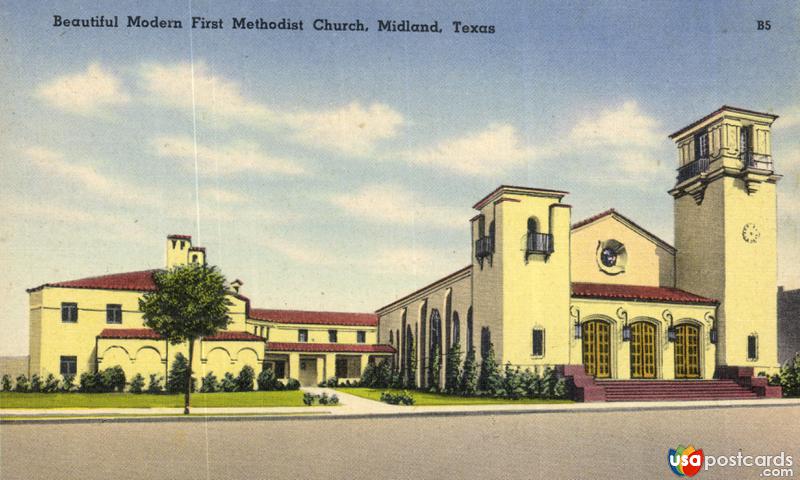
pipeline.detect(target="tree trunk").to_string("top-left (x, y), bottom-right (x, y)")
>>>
top-left (184, 339), bottom-right (194, 415)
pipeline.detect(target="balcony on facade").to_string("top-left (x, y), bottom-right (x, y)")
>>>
top-left (475, 236), bottom-right (494, 260)
top-left (526, 232), bottom-right (554, 256)
top-left (676, 152), bottom-right (773, 184)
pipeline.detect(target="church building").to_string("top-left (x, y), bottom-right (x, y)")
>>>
top-left (376, 106), bottom-right (783, 400)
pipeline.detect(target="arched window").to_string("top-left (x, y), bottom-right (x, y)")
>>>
top-left (477, 215), bottom-right (486, 237)
top-left (488, 221), bottom-right (495, 253)
top-left (467, 307), bottom-right (474, 352)
top-left (480, 326), bottom-right (491, 359)
top-left (452, 312), bottom-right (461, 347)
top-left (527, 217), bottom-right (539, 235)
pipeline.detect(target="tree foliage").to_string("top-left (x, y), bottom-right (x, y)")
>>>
top-left (139, 264), bottom-right (232, 413)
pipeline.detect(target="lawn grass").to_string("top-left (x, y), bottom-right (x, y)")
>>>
top-left (0, 391), bottom-right (307, 409)
top-left (337, 388), bottom-right (573, 406)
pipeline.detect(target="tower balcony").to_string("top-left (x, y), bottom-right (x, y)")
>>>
top-left (475, 236), bottom-right (494, 259)
top-left (741, 151), bottom-right (773, 171)
top-left (676, 157), bottom-right (710, 183)
top-left (526, 232), bottom-right (554, 255)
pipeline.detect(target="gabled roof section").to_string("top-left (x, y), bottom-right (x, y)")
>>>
top-left (250, 308), bottom-right (378, 327)
top-left (27, 269), bottom-right (159, 293)
top-left (571, 209), bottom-right (675, 254)
top-left (375, 265), bottom-right (472, 315)
top-left (572, 282), bottom-right (717, 305)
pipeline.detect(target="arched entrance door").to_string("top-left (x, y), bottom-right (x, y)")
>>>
top-left (582, 320), bottom-right (611, 378)
top-left (630, 322), bottom-right (657, 379)
top-left (674, 324), bottom-right (701, 379)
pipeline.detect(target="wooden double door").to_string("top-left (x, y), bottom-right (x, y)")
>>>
top-left (583, 321), bottom-right (611, 378)
top-left (674, 324), bottom-right (701, 379)
top-left (630, 322), bottom-right (657, 379)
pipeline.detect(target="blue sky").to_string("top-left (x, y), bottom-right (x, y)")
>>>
top-left (1, 1), bottom-right (798, 355)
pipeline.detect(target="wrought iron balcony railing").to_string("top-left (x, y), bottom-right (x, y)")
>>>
top-left (526, 232), bottom-right (554, 255)
top-left (742, 151), bottom-right (773, 171)
top-left (676, 156), bottom-right (710, 183)
top-left (475, 236), bottom-right (494, 259)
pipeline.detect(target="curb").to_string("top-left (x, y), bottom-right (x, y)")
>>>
top-left (3, 400), bottom-right (798, 425)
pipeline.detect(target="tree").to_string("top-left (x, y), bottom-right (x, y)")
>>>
top-left (478, 341), bottom-right (502, 396)
top-left (428, 343), bottom-right (441, 392)
top-left (459, 348), bottom-right (479, 396)
top-left (139, 263), bottom-right (232, 414)
top-left (445, 342), bottom-right (462, 393)
top-left (168, 353), bottom-right (195, 394)
top-left (129, 373), bottom-right (146, 394)
top-left (236, 365), bottom-right (255, 392)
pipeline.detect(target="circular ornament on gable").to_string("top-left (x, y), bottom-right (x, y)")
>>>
top-left (596, 239), bottom-right (627, 275)
top-left (742, 223), bottom-right (760, 244)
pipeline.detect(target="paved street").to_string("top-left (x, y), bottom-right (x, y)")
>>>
top-left (2, 404), bottom-right (798, 480)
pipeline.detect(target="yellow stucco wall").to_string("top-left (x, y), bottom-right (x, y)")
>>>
top-left (571, 215), bottom-right (675, 287)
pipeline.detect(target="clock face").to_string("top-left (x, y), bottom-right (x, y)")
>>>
top-left (742, 223), bottom-right (760, 244)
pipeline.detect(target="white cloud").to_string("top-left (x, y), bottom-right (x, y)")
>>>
top-left (365, 246), bottom-right (462, 276)
top-left (140, 61), bottom-right (404, 156)
top-left (569, 100), bottom-right (663, 148)
top-left (152, 135), bottom-right (307, 176)
top-left (774, 104), bottom-right (800, 130)
top-left (263, 237), bottom-right (337, 266)
top-left (23, 146), bottom-right (163, 207)
top-left (405, 123), bottom-right (536, 175)
top-left (206, 188), bottom-right (247, 205)
top-left (284, 102), bottom-right (404, 156)
top-left (330, 184), bottom-right (469, 229)
top-left (36, 63), bottom-right (130, 115)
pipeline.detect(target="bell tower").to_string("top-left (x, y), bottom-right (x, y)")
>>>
top-left (669, 106), bottom-right (781, 371)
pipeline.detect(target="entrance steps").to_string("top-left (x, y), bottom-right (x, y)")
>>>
top-left (597, 379), bottom-right (758, 402)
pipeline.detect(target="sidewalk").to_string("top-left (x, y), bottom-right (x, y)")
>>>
top-left (2, 388), bottom-right (799, 424)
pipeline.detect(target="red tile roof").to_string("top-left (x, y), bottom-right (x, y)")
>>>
top-left (167, 234), bottom-right (192, 240)
top-left (98, 328), bottom-right (162, 340)
top-left (205, 331), bottom-right (263, 342)
top-left (250, 309), bottom-right (378, 327)
top-left (28, 270), bottom-right (159, 293)
top-left (265, 342), bottom-right (395, 354)
top-left (572, 282), bottom-right (718, 305)
top-left (98, 328), bottom-right (263, 342)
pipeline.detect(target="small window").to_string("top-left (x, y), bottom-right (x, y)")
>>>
top-left (60, 356), bottom-right (77, 376)
top-left (61, 303), bottom-right (78, 323)
top-left (298, 329), bottom-right (308, 343)
top-left (273, 361), bottom-right (286, 378)
top-left (357, 331), bottom-right (366, 343)
top-left (747, 335), bottom-right (758, 361)
top-left (180, 241), bottom-right (186, 250)
top-left (328, 330), bottom-right (338, 343)
top-left (335, 358), bottom-right (348, 378)
top-left (695, 131), bottom-right (709, 159)
top-left (192, 254), bottom-right (198, 263)
top-left (740, 125), bottom-right (752, 153)
top-left (259, 326), bottom-right (265, 337)
top-left (532, 328), bottom-right (545, 357)
top-left (106, 304), bottom-right (122, 324)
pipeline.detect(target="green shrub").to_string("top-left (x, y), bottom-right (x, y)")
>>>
top-left (318, 392), bottom-right (330, 405)
top-left (553, 378), bottom-right (568, 399)
top-left (60, 374), bottom-right (76, 392)
top-left (478, 342), bottom-right (502, 396)
top-left (541, 367), bottom-right (559, 399)
top-left (329, 394), bottom-right (340, 405)
top-left (1, 374), bottom-right (12, 391)
top-left (285, 378), bottom-right (301, 390)
top-left (220, 372), bottom-right (238, 392)
top-left (459, 348), bottom-right (479, 396)
top-left (14, 373), bottom-right (30, 393)
top-left (79, 372), bottom-right (101, 393)
top-left (257, 368), bottom-right (279, 391)
top-left (29, 374), bottom-right (43, 393)
top-left (236, 365), bottom-right (255, 392)
top-left (302, 392), bottom-right (315, 406)
top-left (445, 342), bottom-right (462, 393)
top-left (14, 374), bottom-right (29, 392)
top-left (779, 353), bottom-right (800, 397)
top-left (167, 353), bottom-right (196, 393)
top-left (428, 343), bottom-right (441, 392)
top-left (146, 374), bottom-right (164, 394)
top-left (380, 390), bottom-right (415, 405)
top-left (102, 366), bottom-right (126, 392)
top-left (42, 374), bottom-right (60, 393)
top-left (320, 376), bottom-right (339, 388)
top-left (200, 372), bottom-right (220, 393)
top-left (129, 373), bottom-right (145, 394)
top-left (502, 364), bottom-right (525, 400)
